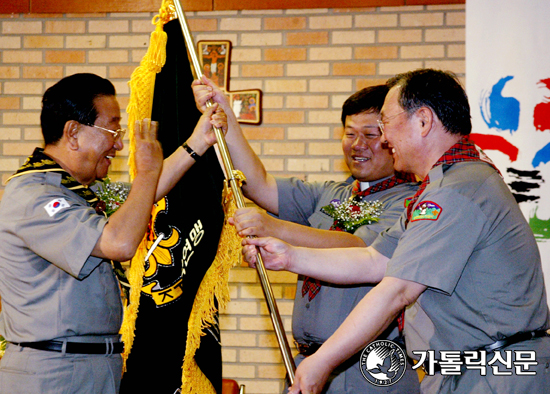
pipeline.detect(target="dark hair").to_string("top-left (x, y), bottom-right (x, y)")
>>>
top-left (341, 85), bottom-right (389, 125)
top-left (386, 69), bottom-right (471, 135)
top-left (41, 73), bottom-right (116, 145)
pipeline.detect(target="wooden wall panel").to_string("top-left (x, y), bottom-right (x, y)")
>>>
top-left (1, 0), bottom-right (465, 14)
top-left (0, 0), bottom-right (30, 14)
top-left (215, 0), bottom-right (403, 10)
top-left (30, 0), bottom-right (211, 13)
top-left (406, 0), bottom-right (464, 4)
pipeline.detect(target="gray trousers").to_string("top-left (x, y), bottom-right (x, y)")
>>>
top-left (0, 343), bottom-right (122, 394)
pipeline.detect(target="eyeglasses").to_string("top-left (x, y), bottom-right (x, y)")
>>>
top-left (86, 124), bottom-right (126, 141)
top-left (377, 110), bottom-right (407, 134)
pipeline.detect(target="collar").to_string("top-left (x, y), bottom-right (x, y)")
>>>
top-left (8, 147), bottom-right (102, 211)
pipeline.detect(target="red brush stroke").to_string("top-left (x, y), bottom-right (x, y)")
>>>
top-left (470, 133), bottom-right (519, 162)
top-left (534, 78), bottom-right (550, 132)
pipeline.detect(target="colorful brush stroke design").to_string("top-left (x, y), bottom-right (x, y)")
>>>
top-left (472, 76), bottom-right (550, 240)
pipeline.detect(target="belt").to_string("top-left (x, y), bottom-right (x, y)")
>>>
top-left (426, 329), bottom-right (549, 374)
top-left (295, 341), bottom-right (364, 366)
top-left (12, 340), bottom-right (124, 355)
top-left (295, 341), bottom-right (322, 357)
top-left (482, 329), bottom-right (549, 352)
top-left (295, 336), bottom-right (406, 357)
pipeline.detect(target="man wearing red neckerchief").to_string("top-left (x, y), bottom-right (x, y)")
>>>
top-left (242, 69), bottom-right (550, 394)
top-left (194, 79), bottom-right (420, 394)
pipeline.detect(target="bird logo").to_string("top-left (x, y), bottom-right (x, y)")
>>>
top-left (367, 348), bottom-right (399, 379)
top-left (360, 340), bottom-right (407, 386)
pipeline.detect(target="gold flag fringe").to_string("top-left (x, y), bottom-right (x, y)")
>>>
top-left (119, 241), bottom-right (147, 373)
top-left (180, 178), bottom-right (242, 394)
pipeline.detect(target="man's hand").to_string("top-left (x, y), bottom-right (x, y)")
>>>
top-left (133, 118), bottom-right (163, 179)
top-left (241, 236), bottom-right (294, 270)
top-left (93, 118), bottom-right (163, 261)
top-left (288, 353), bottom-right (332, 394)
top-left (192, 75), bottom-right (232, 114)
top-left (186, 103), bottom-right (227, 156)
top-left (229, 207), bottom-right (280, 238)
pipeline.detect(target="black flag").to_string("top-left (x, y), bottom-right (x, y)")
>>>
top-left (120, 18), bottom-right (225, 394)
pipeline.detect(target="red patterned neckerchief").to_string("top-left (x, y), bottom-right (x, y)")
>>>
top-left (301, 171), bottom-right (418, 302)
top-left (404, 135), bottom-right (500, 228)
top-left (351, 171), bottom-right (417, 198)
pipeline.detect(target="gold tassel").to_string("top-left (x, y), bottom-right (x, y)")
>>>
top-left (126, 17), bottom-right (167, 179)
top-left (120, 0), bottom-right (174, 372)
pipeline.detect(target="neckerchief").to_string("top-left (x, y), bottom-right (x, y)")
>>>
top-left (7, 147), bottom-right (105, 213)
top-left (351, 171), bottom-right (417, 198)
top-left (8, 148), bottom-right (129, 294)
top-left (302, 171), bottom-right (417, 302)
top-left (404, 136), bottom-right (500, 228)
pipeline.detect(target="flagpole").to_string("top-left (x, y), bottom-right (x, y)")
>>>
top-left (172, 0), bottom-right (296, 385)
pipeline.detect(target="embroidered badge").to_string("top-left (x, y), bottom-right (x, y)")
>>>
top-left (411, 201), bottom-right (442, 222)
top-left (44, 198), bottom-right (70, 217)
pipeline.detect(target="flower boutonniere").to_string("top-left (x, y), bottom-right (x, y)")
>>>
top-left (95, 177), bottom-right (130, 217)
top-left (321, 198), bottom-right (382, 233)
top-left (0, 335), bottom-right (6, 359)
top-left (95, 177), bottom-right (131, 300)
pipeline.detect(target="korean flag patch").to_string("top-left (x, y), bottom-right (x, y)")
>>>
top-left (44, 198), bottom-right (70, 217)
top-left (411, 201), bottom-right (442, 222)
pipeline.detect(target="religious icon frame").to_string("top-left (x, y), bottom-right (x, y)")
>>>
top-left (227, 89), bottom-right (262, 125)
top-left (197, 40), bottom-right (231, 91)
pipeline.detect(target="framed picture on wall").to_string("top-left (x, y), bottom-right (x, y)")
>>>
top-left (197, 40), bottom-right (231, 91)
top-left (228, 90), bottom-right (262, 125)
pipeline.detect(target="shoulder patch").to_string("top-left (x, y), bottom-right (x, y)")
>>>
top-left (44, 198), bottom-right (70, 217)
top-left (411, 201), bottom-right (442, 222)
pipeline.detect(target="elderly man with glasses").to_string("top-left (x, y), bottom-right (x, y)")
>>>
top-left (0, 73), bottom-right (225, 393)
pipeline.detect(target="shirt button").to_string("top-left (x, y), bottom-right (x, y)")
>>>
top-left (305, 303), bottom-right (310, 309)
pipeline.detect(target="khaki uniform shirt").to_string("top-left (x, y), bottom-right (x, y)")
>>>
top-left (373, 161), bottom-right (550, 393)
top-left (277, 176), bottom-right (420, 393)
top-left (0, 172), bottom-right (122, 343)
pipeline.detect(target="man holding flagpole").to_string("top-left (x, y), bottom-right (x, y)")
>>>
top-left (193, 76), bottom-right (421, 393)
top-left (241, 68), bottom-right (550, 394)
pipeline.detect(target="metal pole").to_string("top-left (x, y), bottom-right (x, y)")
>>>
top-left (171, 0), bottom-right (296, 384)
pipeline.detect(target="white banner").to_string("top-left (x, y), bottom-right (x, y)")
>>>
top-left (466, 1), bottom-right (550, 290)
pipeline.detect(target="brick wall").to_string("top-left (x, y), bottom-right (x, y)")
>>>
top-left (0, 5), bottom-right (465, 393)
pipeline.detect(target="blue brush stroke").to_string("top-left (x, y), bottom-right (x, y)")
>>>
top-left (480, 76), bottom-right (520, 133)
top-left (533, 142), bottom-right (550, 167)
